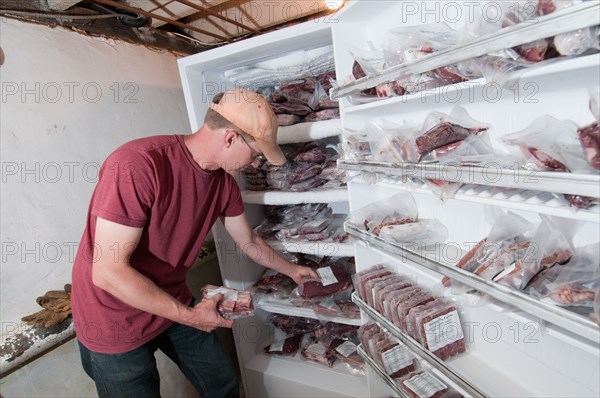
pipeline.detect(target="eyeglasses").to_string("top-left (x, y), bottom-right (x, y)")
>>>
top-left (239, 133), bottom-right (264, 161)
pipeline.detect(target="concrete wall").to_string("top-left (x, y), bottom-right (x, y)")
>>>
top-left (0, 17), bottom-right (199, 397)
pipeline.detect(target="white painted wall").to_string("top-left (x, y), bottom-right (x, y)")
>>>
top-left (0, 18), bottom-right (198, 397)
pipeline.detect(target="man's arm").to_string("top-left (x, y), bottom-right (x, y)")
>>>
top-left (91, 217), bottom-right (232, 331)
top-left (221, 213), bottom-right (318, 284)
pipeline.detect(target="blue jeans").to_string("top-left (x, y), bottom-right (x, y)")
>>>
top-left (78, 322), bottom-right (239, 398)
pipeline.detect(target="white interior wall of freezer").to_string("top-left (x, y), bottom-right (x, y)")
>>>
top-left (178, 20), bottom-right (334, 131)
top-left (0, 18), bottom-right (196, 397)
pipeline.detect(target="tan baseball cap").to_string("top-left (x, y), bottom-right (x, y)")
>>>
top-left (210, 89), bottom-right (287, 165)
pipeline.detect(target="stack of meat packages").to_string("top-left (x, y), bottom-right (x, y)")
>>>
top-left (200, 285), bottom-right (254, 320)
top-left (254, 203), bottom-right (348, 243)
top-left (355, 265), bottom-right (466, 361)
top-left (358, 323), bottom-right (463, 398)
top-left (263, 313), bottom-right (363, 370)
top-left (266, 71), bottom-right (339, 127)
top-left (243, 140), bottom-right (345, 192)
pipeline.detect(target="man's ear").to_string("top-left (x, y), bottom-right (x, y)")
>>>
top-left (223, 129), bottom-right (238, 148)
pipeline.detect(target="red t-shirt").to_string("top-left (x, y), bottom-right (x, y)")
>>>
top-left (71, 135), bottom-right (244, 354)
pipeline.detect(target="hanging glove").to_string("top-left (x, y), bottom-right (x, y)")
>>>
top-left (21, 284), bottom-right (72, 328)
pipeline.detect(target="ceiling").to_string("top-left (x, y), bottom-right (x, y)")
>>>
top-left (0, 0), bottom-right (346, 55)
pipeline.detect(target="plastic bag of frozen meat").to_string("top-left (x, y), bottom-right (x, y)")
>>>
top-left (348, 192), bottom-right (418, 235)
top-left (297, 260), bottom-right (353, 299)
top-left (538, 243), bottom-right (599, 307)
top-left (263, 334), bottom-right (304, 357)
top-left (501, 115), bottom-right (582, 172)
top-left (495, 216), bottom-right (575, 290)
top-left (379, 218), bottom-right (449, 247)
top-left (417, 106), bottom-right (489, 163)
top-left (200, 285), bottom-right (254, 320)
top-left (442, 210), bottom-right (536, 287)
top-left (366, 119), bottom-right (421, 163)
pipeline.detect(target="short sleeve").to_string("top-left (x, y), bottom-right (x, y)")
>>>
top-left (91, 149), bottom-right (156, 228)
top-left (222, 176), bottom-right (245, 217)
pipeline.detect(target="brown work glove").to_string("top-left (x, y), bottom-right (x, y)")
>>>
top-left (21, 284), bottom-right (72, 328)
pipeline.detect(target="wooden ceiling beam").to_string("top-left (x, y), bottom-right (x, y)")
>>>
top-left (88, 0), bottom-right (232, 42)
top-left (172, 0), bottom-right (260, 34)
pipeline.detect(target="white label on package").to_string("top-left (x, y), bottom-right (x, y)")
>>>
top-left (205, 287), bottom-right (238, 302)
top-left (423, 310), bottom-right (464, 352)
top-left (381, 345), bottom-right (413, 374)
top-left (317, 267), bottom-right (338, 286)
top-left (269, 340), bottom-right (285, 352)
top-left (403, 373), bottom-right (447, 398)
top-left (305, 343), bottom-right (327, 356)
top-left (335, 341), bottom-right (357, 358)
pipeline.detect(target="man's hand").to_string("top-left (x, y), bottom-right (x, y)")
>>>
top-left (289, 265), bottom-right (319, 286)
top-left (185, 293), bottom-right (234, 332)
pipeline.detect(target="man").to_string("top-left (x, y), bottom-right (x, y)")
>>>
top-left (71, 88), bottom-right (318, 398)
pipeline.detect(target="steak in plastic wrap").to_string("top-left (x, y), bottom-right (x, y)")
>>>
top-left (200, 285), bottom-right (254, 320)
top-left (298, 262), bottom-right (352, 298)
top-left (578, 122), bottom-right (600, 170)
top-left (318, 70), bottom-right (336, 93)
top-left (268, 314), bottom-right (323, 335)
top-left (269, 101), bottom-right (313, 116)
top-left (263, 334), bottom-right (303, 356)
top-left (303, 108), bottom-right (340, 123)
top-left (352, 61), bottom-right (378, 96)
top-left (252, 269), bottom-right (294, 295)
top-left (416, 122), bottom-right (486, 160)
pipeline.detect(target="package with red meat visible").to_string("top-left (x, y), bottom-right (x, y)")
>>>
top-left (298, 261), bottom-right (353, 299)
top-left (263, 334), bottom-right (303, 356)
top-left (388, 287), bottom-right (426, 328)
top-left (328, 338), bottom-right (365, 375)
top-left (375, 278), bottom-right (414, 314)
top-left (252, 269), bottom-right (294, 296)
top-left (352, 264), bottom-right (394, 302)
top-left (398, 371), bottom-right (449, 398)
top-left (267, 314), bottom-right (324, 335)
top-left (300, 340), bottom-right (337, 368)
top-left (376, 337), bottom-right (417, 379)
top-left (370, 118), bottom-right (421, 164)
top-left (348, 192), bottom-right (418, 236)
top-left (396, 292), bottom-right (436, 334)
top-left (200, 285), bottom-right (254, 320)
top-left (417, 107), bottom-right (489, 162)
top-left (370, 274), bottom-right (412, 312)
top-left (443, 211), bottom-right (536, 287)
top-left (379, 218), bottom-right (449, 246)
top-left (501, 115), bottom-right (583, 172)
top-left (406, 299), bottom-right (447, 340)
top-left (536, 243), bottom-right (599, 307)
top-left (415, 302), bottom-right (466, 360)
top-left (495, 216), bottom-right (575, 290)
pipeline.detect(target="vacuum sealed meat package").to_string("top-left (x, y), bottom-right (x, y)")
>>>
top-left (263, 334), bottom-right (303, 356)
top-left (200, 285), bottom-right (255, 320)
top-left (348, 192), bottom-right (418, 235)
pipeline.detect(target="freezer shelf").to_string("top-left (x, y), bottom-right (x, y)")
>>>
top-left (277, 119), bottom-right (342, 145)
top-left (266, 239), bottom-right (354, 258)
top-left (245, 352), bottom-right (369, 398)
top-left (368, 178), bottom-right (600, 224)
top-left (242, 188), bottom-right (348, 205)
top-left (330, 1), bottom-right (600, 99)
top-left (353, 294), bottom-right (485, 398)
top-left (338, 160), bottom-right (600, 199)
top-left (255, 296), bottom-right (360, 326)
top-left (341, 54), bottom-right (600, 115)
top-left (344, 222), bottom-right (600, 345)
